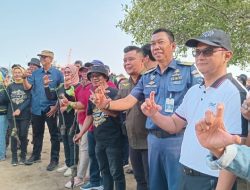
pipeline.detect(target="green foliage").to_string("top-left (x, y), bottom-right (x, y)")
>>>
top-left (118, 0), bottom-right (250, 66)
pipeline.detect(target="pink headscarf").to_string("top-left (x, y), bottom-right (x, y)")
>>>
top-left (63, 64), bottom-right (79, 87)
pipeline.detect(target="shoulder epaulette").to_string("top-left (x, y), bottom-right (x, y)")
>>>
top-left (143, 67), bottom-right (157, 75)
top-left (177, 61), bottom-right (194, 66)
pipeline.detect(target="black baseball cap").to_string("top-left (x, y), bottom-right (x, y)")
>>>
top-left (185, 29), bottom-right (232, 51)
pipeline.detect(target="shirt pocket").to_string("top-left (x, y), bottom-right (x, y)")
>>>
top-left (143, 86), bottom-right (158, 99)
top-left (167, 82), bottom-right (187, 106)
top-left (167, 82), bottom-right (186, 93)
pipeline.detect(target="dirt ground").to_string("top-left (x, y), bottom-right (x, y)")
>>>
top-left (0, 127), bottom-right (136, 190)
top-left (0, 127), bottom-right (247, 190)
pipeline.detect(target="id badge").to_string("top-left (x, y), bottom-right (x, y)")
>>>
top-left (165, 98), bottom-right (174, 113)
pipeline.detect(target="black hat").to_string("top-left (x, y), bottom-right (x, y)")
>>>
top-left (74, 60), bottom-right (83, 66)
top-left (79, 62), bottom-right (93, 71)
top-left (11, 64), bottom-right (22, 69)
top-left (237, 74), bottom-right (247, 82)
top-left (185, 29), bottom-right (232, 51)
top-left (91, 60), bottom-right (104, 66)
top-left (28, 58), bottom-right (41, 67)
top-left (87, 65), bottom-right (109, 81)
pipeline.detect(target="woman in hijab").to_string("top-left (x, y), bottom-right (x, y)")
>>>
top-left (44, 64), bottom-right (80, 177)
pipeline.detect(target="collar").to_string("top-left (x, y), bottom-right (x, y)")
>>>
top-left (129, 75), bottom-right (141, 85)
top-left (199, 73), bottom-right (231, 89)
top-left (81, 81), bottom-right (91, 88)
top-left (155, 59), bottom-right (177, 75)
top-left (41, 66), bottom-right (53, 74)
top-left (14, 79), bottom-right (23, 84)
top-left (211, 73), bottom-right (231, 88)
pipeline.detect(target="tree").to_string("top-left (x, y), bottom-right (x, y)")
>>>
top-left (118, 0), bottom-right (250, 66)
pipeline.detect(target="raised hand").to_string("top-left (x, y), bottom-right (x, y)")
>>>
top-left (90, 86), bottom-right (110, 109)
top-left (195, 104), bottom-right (241, 157)
top-left (43, 75), bottom-right (52, 86)
top-left (23, 68), bottom-right (32, 78)
top-left (141, 91), bottom-right (162, 117)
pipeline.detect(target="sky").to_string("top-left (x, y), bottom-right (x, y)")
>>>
top-left (1, 0), bottom-right (249, 77)
top-left (0, 0), bottom-right (133, 74)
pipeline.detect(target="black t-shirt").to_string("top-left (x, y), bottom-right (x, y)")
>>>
top-left (6, 82), bottom-right (31, 120)
top-left (87, 87), bottom-right (122, 144)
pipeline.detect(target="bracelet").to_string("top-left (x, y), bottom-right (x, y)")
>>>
top-left (44, 85), bottom-right (49, 88)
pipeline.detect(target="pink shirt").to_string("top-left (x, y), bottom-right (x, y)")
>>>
top-left (107, 81), bottom-right (117, 89)
top-left (75, 83), bottom-right (93, 130)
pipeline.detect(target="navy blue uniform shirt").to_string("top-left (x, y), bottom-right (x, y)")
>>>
top-left (130, 59), bottom-right (202, 130)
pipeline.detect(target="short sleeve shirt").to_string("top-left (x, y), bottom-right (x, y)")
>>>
top-left (75, 83), bottom-right (92, 125)
top-left (87, 87), bottom-right (122, 144)
top-left (131, 59), bottom-right (201, 130)
top-left (175, 73), bottom-right (248, 177)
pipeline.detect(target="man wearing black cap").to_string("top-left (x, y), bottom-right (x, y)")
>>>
top-left (28, 58), bottom-right (41, 73)
top-left (78, 62), bottom-right (93, 82)
top-left (237, 74), bottom-right (248, 88)
top-left (140, 29), bottom-right (248, 190)
top-left (74, 60), bottom-right (83, 69)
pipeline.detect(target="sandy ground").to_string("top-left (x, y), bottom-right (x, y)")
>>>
top-left (0, 127), bottom-right (136, 190)
top-left (0, 127), bottom-right (247, 190)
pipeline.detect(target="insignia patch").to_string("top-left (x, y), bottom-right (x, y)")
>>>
top-left (145, 74), bottom-right (157, 87)
top-left (171, 69), bottom-right (182, 83)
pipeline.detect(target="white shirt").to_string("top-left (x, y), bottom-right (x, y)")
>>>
top-left (175, 74), bottom-right (248, 177)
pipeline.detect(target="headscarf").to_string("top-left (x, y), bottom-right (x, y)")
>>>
top-left (63, 64), bottom-right (79, 87)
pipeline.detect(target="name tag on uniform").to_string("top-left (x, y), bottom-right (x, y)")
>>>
top-left (165, 98), bottom-right (174, 113)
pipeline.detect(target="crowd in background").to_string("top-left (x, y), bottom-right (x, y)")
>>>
top-left (0, 28), bottom-right (250, 190)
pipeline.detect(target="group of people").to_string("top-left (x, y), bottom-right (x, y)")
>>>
top-left (0, 27), bottom-right (249, 190)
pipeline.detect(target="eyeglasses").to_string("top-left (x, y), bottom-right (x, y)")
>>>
top-left (192, 47), bottom-right (226, 57)
top-left (40, 56), bottom-right (48, 59)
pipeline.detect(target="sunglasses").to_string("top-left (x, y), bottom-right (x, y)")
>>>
top-left (192, 47), bottom-right (226, 57)
top-left (40, 56), bottom-right (48, 59)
